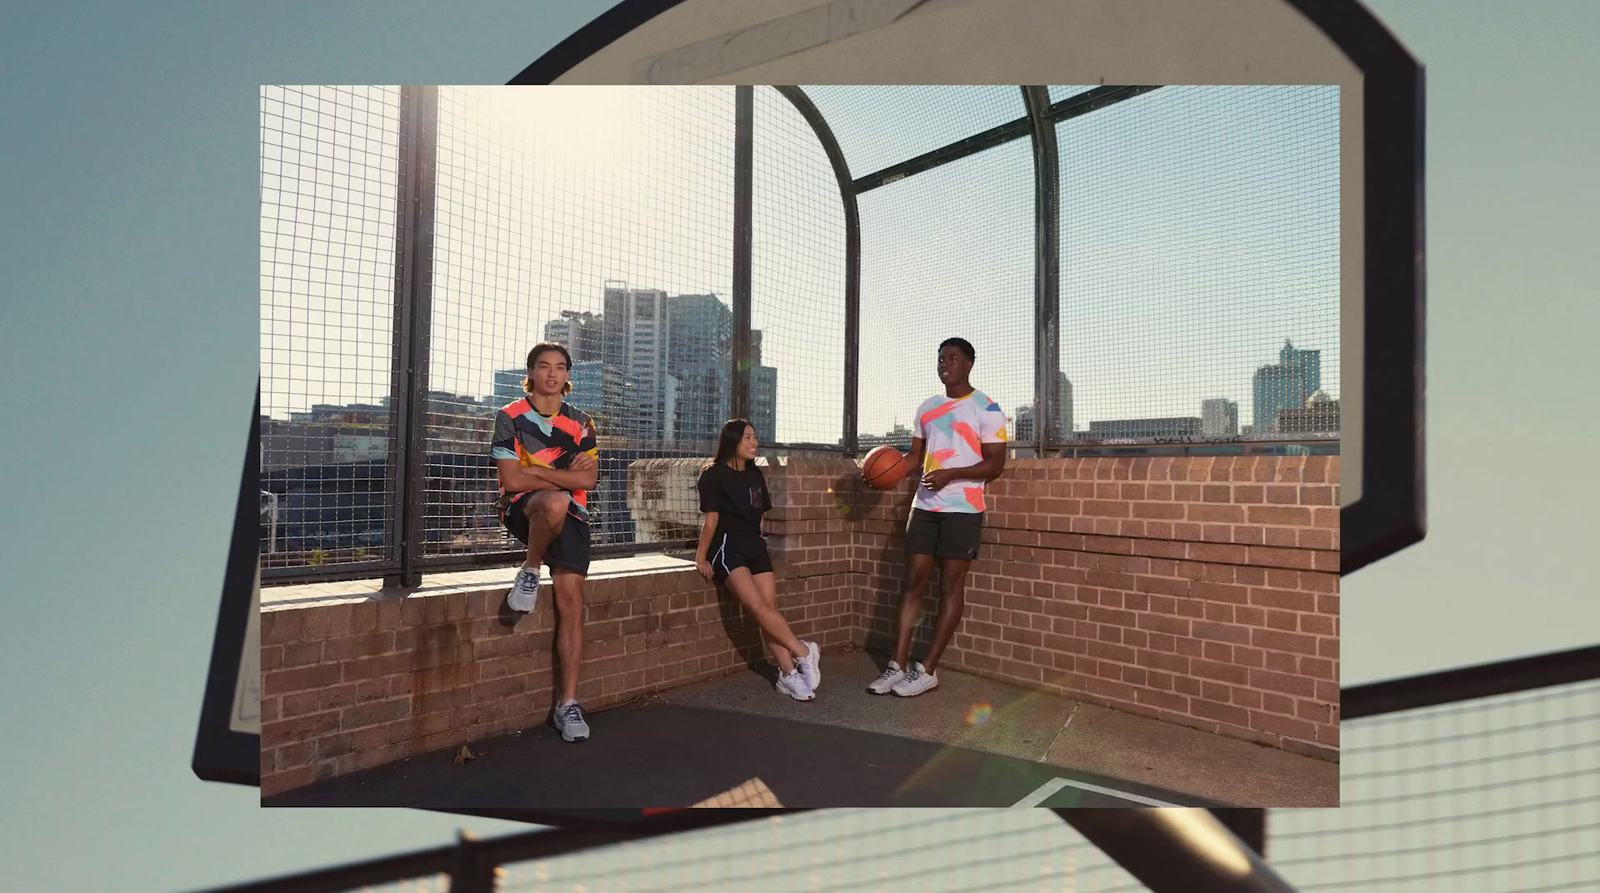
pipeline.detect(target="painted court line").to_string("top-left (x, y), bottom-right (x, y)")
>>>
top-left (1011, 776), bottom-right (1181, 808)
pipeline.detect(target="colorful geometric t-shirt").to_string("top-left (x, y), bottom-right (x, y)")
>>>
top-left (490, 398), bottom-right (600, 523)
top-left (911, 389), bottom-right (1008, 514)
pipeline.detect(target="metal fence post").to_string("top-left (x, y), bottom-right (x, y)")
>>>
top-left (449, 830), bottom-right (499, 893)
top-left (730, 85), bottom-right (754, 422)
top-left (772, 86), bottom-right (860, 457)
top-left (1022, 86), bottom-right (1061, 458)
top-left (386, 85), bottom-right (440, 588)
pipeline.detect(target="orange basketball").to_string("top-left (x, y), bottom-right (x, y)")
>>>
top-left (862, 445), bottom-right (910, 490)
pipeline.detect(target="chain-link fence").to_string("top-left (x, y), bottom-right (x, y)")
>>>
top-left (258, 84), bottom-right (1341, 579)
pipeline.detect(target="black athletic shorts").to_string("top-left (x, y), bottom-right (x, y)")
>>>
top-left (708, 531), bottom-right (773, 584)
top-left (503, 491), bottom-right (591, 576)
top-left (905, 508), bottom-right (984, 561)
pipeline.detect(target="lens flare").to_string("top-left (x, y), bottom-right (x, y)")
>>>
top-left (966, 703), bottom-right (994, 725)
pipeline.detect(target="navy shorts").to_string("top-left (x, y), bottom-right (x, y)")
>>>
top-left (709, 531), bottom-right (773, 584)
top-left (503, 491), bottom-right (591, 576)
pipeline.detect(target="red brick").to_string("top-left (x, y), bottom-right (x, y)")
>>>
top-left (1136, 688), bottom-right (1189, 713)
top-left (1192, 699), bottom-right (1251, 727)
top-left (1247, 505), bottom-right (1313, 527)
top-left (322, 632), bottom-right (396, 663)
top-left (1137, 614), bottom-right (1190, 636)
top-left (264, 663), bottom-right (343, 697)
top-left (1253, 628), bottom-right (1319, 655)
top-left (1192, 622), bottom-right (1252, 645)
top-left (1265, 610), bottom-right (1299, 632)
top-left (261, 610), bottom-right (304, 645)
top-left (1192, 659), bottom-right (1250, 685)
top-left (1264, 651), bottom-right (1298, 673)
top-left (342, 652), bottom-right (414, 682)
top-left (1247, 546), bottom-right (1316, 571)
top-left (1250, 668), bottom-right (1317, 697)
top-left (342, 697), bottom-right (411, 730)
top-left (260, 710), bottom-right (341, 746)
top-left (282, 642), bottom-right (323, 668)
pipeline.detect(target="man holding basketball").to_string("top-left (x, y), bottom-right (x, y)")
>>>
top-left (868, 337), bottom-right (1007, 697)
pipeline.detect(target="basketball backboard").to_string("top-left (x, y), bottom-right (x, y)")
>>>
top-left (203, 0), bottom-right (1423, 810)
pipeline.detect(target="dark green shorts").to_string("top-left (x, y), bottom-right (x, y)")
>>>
top-left (905, 508), bottom-right (984, 561)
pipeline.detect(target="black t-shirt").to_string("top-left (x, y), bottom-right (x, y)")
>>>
top-left (697, 461), bottom-right (769, 539)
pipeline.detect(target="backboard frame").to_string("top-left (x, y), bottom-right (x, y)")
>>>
top-left (208, 0), bottom-right (1425, 804)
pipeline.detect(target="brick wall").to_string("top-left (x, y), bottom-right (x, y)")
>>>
top-left (260, 455), bottom-right (1339, 795)
top-left (855, 456), bottom-right (1340, 760)
top-left (259, 456), bottom-right (856, 796)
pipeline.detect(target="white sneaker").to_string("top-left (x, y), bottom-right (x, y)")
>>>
top-left (775, 669), bottom-right (815, 701)
top-left (505, 566), bottom-right (540, 613)
top-left (867, 660), bottom-right (906, 695)
top-left (551, 700), bottom-right (590, 742)
top-left (793, 641), bottom-right (822, 691)
top-left (892, 662), bottom-right (938, 697)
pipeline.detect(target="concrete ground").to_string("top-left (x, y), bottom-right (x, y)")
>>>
top-left (660, 647), bottom-right (1338, 808)
top-left (265, 646), bottom-right (1336, 810)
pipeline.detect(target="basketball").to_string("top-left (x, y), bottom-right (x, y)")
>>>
top-left (861, 446), bottom-right (910, 490)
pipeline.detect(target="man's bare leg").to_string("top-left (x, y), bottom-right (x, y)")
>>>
top-left (551, 568), bottom-right (585, 703)
top-left (921, 558), bottom-right (972, 674)
top-left (522, 490), bottom-right (569, 568)
top-left (892, 553), bottom-right (937, 668)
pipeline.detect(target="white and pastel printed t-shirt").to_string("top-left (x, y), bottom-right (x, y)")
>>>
top-left (911, 388), bottom-right (1008, 514)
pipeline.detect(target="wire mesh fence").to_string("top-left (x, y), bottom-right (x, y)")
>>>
top-left (751, 86), bottom-right (848, 450)
top-left (1271, 677), bottom-right (1600, 892)
top-left (853, 139), bottom-right (1036, 452)
top-left (259, 85), bottom-right (402, 571)
top-left (495, 810), bottom-right (1151, 893)
top-left (1056, 85), bottom-right (1340, 447)
top-left (423, 85), bottom-right (737, 556)
top-left (258, 83), bottom-right (1344, 577)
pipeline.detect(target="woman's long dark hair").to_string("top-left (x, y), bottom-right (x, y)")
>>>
top-left (702, 418), bottom-right (753, 472)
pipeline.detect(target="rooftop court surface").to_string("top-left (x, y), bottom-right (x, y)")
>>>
top-left (264, 647), bottom-right (1337, 810)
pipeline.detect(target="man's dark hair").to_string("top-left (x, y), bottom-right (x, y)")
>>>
top-left (939, 337), bottom-right (976, 363)
top-left (524, 342), bottom-right (574, 396)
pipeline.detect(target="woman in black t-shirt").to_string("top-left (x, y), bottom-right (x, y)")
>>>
top-left (696, 419), bottom-right (822, 701)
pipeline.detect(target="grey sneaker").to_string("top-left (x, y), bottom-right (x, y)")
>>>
top-left (793, 641), bottom-right (822, 691)
top-left (775, 669), bottom-right (816, 701)
top-left (551, 700), bottom-right (590, 742)
top-left (892, 661), bottom-right (938, 697)
top-left (867, 660), bottom-right (906, 695)
top-left (505, 566), bottom-right (541, 613)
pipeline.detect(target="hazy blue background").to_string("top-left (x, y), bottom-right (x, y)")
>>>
top-left (1, 1), bottom-right (1597, 890)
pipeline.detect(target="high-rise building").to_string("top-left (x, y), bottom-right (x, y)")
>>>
top-left (544, 310), bottom-right (604, 363)
top-left (492, 369), bottom-right (525, 406)
top-left (665, 293), bottom-right (732, 447)
top-left (603, 284), bottom-right (670, 442)
top-left (1252, 339), bottom-right (1321, 434)
top-left (1201, 398), bottom-right (1240, 436)
top-left (565, 360), bottom-right (607, 419)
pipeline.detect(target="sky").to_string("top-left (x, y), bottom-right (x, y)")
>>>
top-left (261, 81), bottom-right (1337, 444)
top-left (2, 0), bottom-right (1599, 891)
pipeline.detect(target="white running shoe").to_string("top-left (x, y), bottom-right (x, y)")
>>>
top-left (550, 700), bottom-right (590, 742)
top-left (793, 641), bottom-right (822, 691)
top-left (775, 668), bottom-right (816, 701)
top-left (505, 566), bottom-right (540, 613)
top-left (867, 660), bottom-right (906, 695)
top-left (891, 661), bottom-right (939, 697)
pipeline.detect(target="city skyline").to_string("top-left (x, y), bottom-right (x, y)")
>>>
top-left (262, 84), bottom-right (1339, 445)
